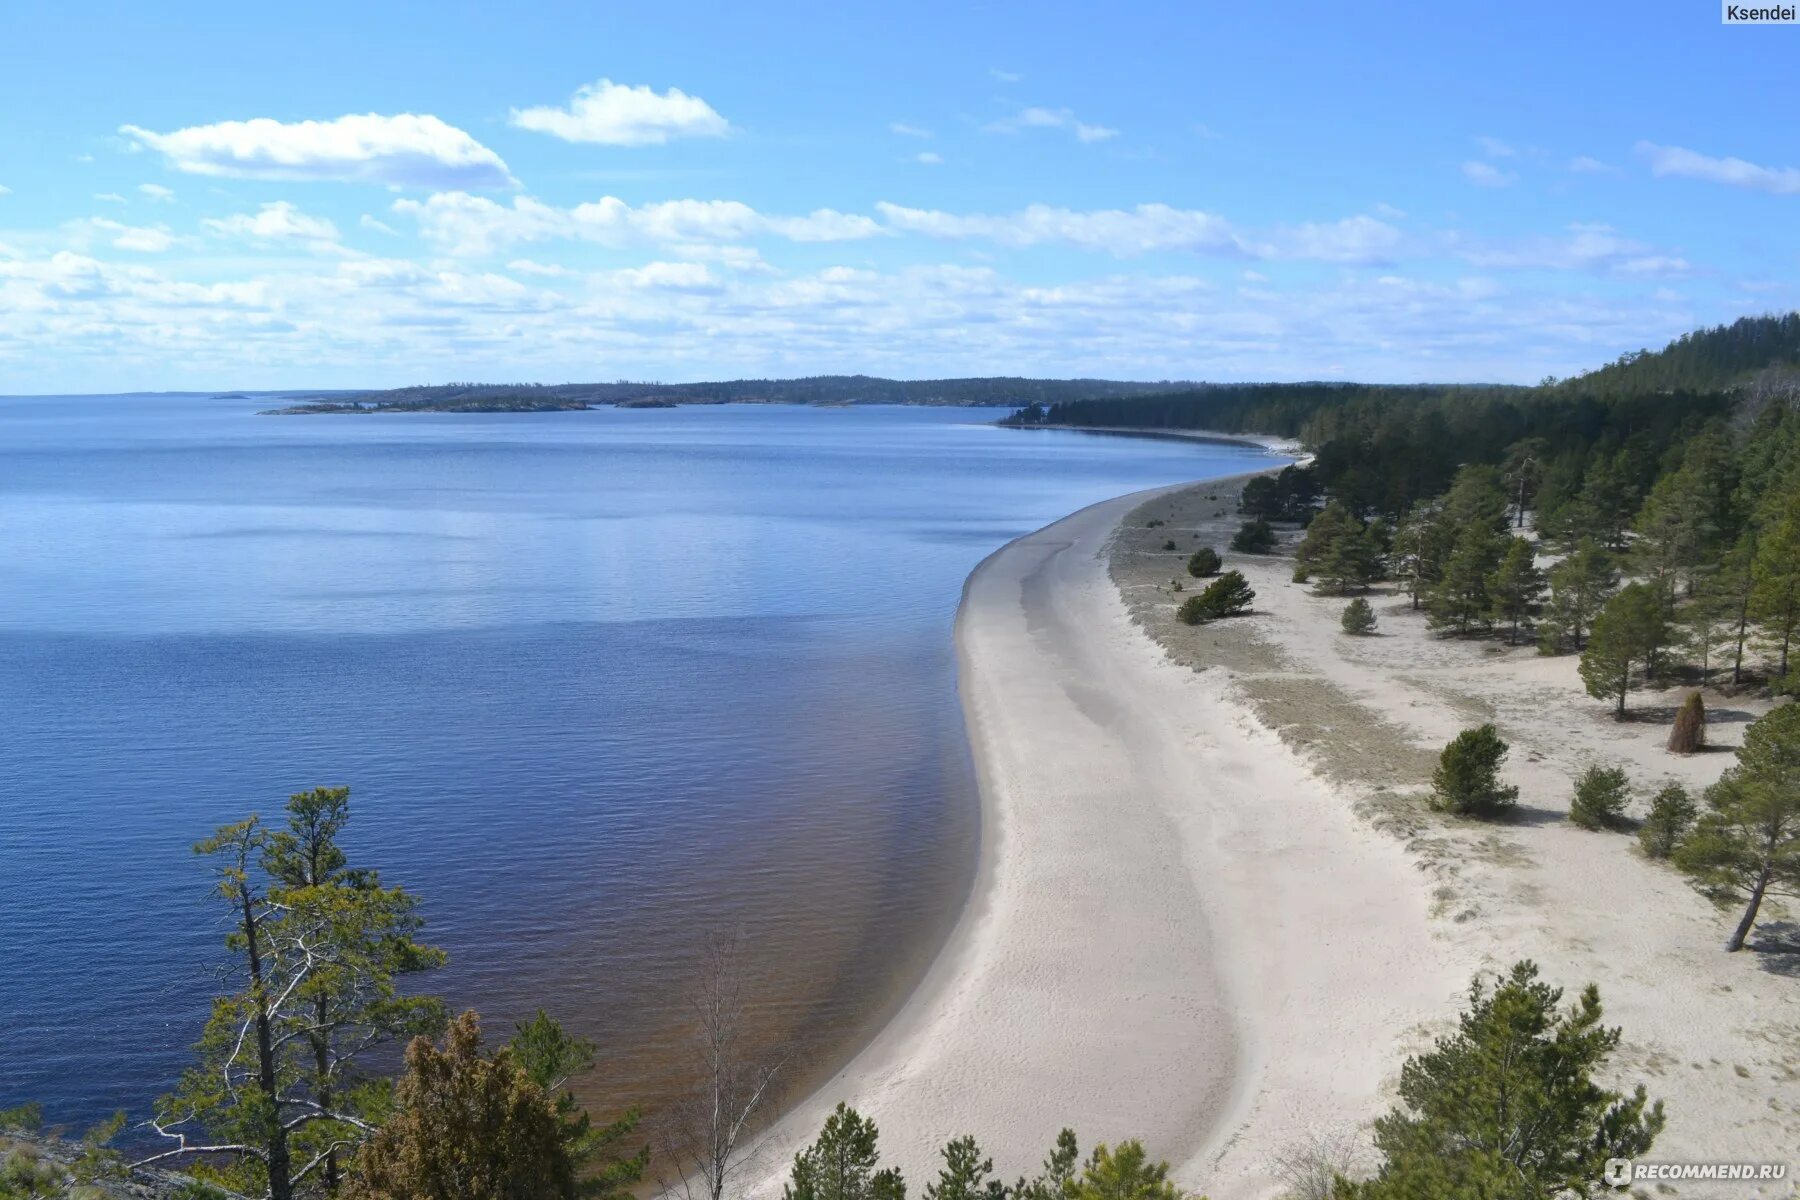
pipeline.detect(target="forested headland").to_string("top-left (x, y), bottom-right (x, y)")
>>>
top-left (262, 376), bottom-right (1199, 415)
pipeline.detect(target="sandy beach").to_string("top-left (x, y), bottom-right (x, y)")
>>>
top-left (747, 474), bottom-right (1462, 1198)
top-left (749, 468), bottom-right (1800, 1200)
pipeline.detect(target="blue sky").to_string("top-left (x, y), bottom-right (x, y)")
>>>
top-left (2, 0), bottom-right (1797, 392)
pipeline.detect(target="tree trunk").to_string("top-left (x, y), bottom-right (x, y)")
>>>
top-left (1726, 867), bottom-right (1771, 952)
top-left (1615, 669), bottom-right (1628, 719)
top-left (1733, 596), bottom-right (1750, 685)
top-left (241, 891), bottom-right (294, 1200)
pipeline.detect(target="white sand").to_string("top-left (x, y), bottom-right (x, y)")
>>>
top-left (746, 483), bottom-right (1463, 1198)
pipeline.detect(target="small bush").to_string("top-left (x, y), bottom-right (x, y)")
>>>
top-left (1269, 1130), bottom-right (1360, 1200)
top-left (1146, 517), bottom-right (1165, 528)
top-left (1667, 692), bottom-right (1706, 753)
top-left (1187, 546), bottom-right (1221, 577)
top-left (1161, 539), bottom-right (1177, 551)
top-left (1170, 579), bottom-right (1183, 592)
top-left (1340, 597), bottom-right (1378, 635)
top-left (1176, 570), bottom-right (1256, 625)
top-left (1231, 519), bottom-right (1277, 554)
top-left (1569, 764), bottom-right (1631, 830)
top-left (0, 1103), bottom-right (42, 1134)
top-left (1638, 783), bottom-right (1696, 858)
top-left (1430, 724), bottom-right (1518, 817)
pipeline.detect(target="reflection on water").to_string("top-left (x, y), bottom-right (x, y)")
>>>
top-left (0, 396), bottom-right (1271, 1128)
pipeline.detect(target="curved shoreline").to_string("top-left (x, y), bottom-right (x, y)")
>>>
top-left (745, 473), bottom-right (1449, 1198)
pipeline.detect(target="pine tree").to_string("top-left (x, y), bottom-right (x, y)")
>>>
top-left (1065, 1143), bottom-right (1182, 1200)
top-left (1579, 583), bottom-right (1666, 718)
top-left (1749, 490), bottom-right (1800, 683)
top-left (1179, 571), bottom-right (1255, 624)
top-left (1186, 547), bottom-right (1221, 577)
top-left (1501, 437), bottom-right (1550, 529)
top-left (1334, 962), bottom-right (1663, 1199)
top-left (1430, 725), bottom-right (1518, 818)
top-left (1675, 704), bottom-right (1800, 951)
top-left (1391, 501), bottom-right (1451, 611)
top-left (1486, 537), bottom-right (1545, 645)
top-left (922, 1138), bottom-right (1005, 1200)
top-left (1230, 520), bottom-right (1277, 555)
top-left (1632, 465), bottom-right (1711, 609)
top-left (1440, 465), bottom-right (1510, 534)
top-left (1575, 452), bottom-right (1638, 550)
top-left (1539, 538), bottom-right (1618, 654)
top-left (1427, 525), bottom-right (1503, 634)
top-left (784, 1104), bottom-right (905, 1200)
top-left (1011, 1131), bottom-right (1079, 1200)
top-left (143, 791), bottom-right (446, 1199)
top-left (1715, 533), bottom-right (1758, 685)
top-left (1294, 501), bottom-right (1360, 586)
top-left (1569, 765), bottom-right (1631, 831)
top-left (1638, 784), bottom-right (1697, 859)
top-left (1341, 597), bottom-right (1378, 636)
top-left (508, 1013), bottom-right (646, 1200)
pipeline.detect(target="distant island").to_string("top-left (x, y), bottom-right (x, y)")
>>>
top-left (257, 375), bottom-right (1200, 415)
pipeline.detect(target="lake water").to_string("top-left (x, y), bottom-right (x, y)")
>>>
top-left (0, 396), bottom-right (1274, 1131)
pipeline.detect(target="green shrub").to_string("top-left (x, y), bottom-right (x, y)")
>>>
top-left (1161, 539), bottom-right (1177, 551)
top-left (1176, 595), bottom-right (1206, 625)
top-left (1145, 518), bottom-right (1164, 528)
top-left (1570, 765), bottom-right (1631, 830)
top-left (1341, 597), bottom-right (1378, 635)
top-left (1230, 520), bottom-right (1277, 554)
top-left (1187, 547), bottom-right (1221, 577)
top-left (1430, 724), bottom-right (1519, 817)
top-left (0, 1105), bottom-right (41, 1135)
top-left (1177, 570), bottom-right (1255, 625)
top-left (1638, 784), bottom-right (1696, 858)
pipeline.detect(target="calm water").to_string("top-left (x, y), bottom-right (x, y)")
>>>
top-left (0, 396), bottom-right (1273, 1129)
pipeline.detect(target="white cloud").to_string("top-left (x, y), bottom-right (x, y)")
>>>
top-left (120, 113), bottom-right (516, 188)
top-left (395, 192), bottom-right (886, 257)
top-left (913, 152), bottom-right (943, 166)
top-left (983, 107), bottom-right (1118, 143)
top-left (510, 80), bottom-right (728, 146)
top-left (875, 201), bottom-right (1401, 263)
top-left (80, 218), bottom-right (175, 252)
top-left (1475, 136), bottom-right (1517, 158)
top-left (0, 184), bottom-right (10, 196)
top-left (1193, 123), bottom-right (1223, 141)
top-left (1636, 141), bottom-right (1800, 195)
top-left (360, 214), bottom-right (399, 236)
top-left (1461, 160), bottom-right (1517, 188)
top-left (1453, 222), bottom-right (1689, 277)
top-left (507, 258), bottom-right (579, 278)
top-left (989, 68), bottom-right (1022, 83)
top-left (138, 183), bottom-right (176, 202)
top-left (0, 231), bottom-right (1717, 391)
top-left (610, 261), bottom-right (717, 291)
top-left (1254, 215), bottom-right (1406, 264)
top-left (890, 122), bottom-right (933, 139)
top-left (1568, 156), bottom-right (1612, 174)
top-left (204, 201), bottom-right (341, 248)
top-left (94, 192), bottom-right (127, 204)
top-left (877, 201), bottom-right (1230, 253)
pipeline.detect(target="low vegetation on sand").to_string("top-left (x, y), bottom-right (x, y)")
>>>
top-left (1429, 725), bottom-right (1519, 818)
